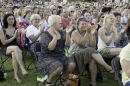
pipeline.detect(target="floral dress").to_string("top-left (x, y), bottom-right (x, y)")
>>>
top-left (37, 30), bottom-right (74, 76)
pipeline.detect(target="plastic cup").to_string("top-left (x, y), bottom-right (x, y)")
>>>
top-left (4, 73), bottom-right (7, 79)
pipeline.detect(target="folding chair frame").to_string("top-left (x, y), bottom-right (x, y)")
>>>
top-left (111, 58), bottom-right (123, 86)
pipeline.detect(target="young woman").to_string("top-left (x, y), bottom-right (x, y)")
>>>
top-left (98, 14), bottom-right (122, 58)
top-left (0, 14), bottom-right (28, 83)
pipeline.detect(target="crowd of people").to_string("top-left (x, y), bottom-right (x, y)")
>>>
top-left (0, 0), bottom-right (130, 86)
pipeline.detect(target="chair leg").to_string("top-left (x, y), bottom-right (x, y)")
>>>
top-left (22, 56), bottom-right (26, 69)
top-left (27, 58), bottom-right (36, 70)
top-left (53, 74), bottom-right (62, 85)
top-left (36, 81), bottom-right (39, 86)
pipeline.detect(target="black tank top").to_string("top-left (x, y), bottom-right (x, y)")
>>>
top-left (3, 28), bottom-right (19, 47)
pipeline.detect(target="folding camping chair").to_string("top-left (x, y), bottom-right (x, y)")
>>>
top-left (33, 42), bottom-right (62, 86)
top-left (111, 58), bottom-right (123, 86)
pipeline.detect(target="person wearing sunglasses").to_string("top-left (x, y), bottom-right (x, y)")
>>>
top-left (68, 6), bottom-right (75, 19)
top-left (70, 18), bottom-right (114, 86)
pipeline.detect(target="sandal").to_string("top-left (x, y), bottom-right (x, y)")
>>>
top-left (44, 80), bottom-right (51, 86)
top-left (60, 78), bottom-right (70, 86)
top-left (14, 77), bottom-right (22, 83)
top-left (22, 71), bottom-right (28, 75)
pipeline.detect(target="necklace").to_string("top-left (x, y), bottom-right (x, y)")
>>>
top-left (104, 26), bottom-right (112, 36)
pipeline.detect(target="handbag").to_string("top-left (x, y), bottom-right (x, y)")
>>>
top-left (67, 74), bottom-right (80, 86)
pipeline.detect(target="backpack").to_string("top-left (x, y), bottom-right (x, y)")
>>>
top-left (0, 70), bottom-right (5, 81)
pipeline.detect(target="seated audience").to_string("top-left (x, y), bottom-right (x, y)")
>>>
top-left (70, 17), bottom-right (114, 86)
top-left (26, 14), bottom-right (44, 53)
top-left (98, 14), bottom-right (122, 58)
top-left (39, 15), bottom-right (75, 86)
top-left (0, 13), bottom-right (28, 83)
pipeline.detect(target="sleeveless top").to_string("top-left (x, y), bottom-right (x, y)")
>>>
top-left (97, 28), bottom-right (115, 52)
top-left (2, 28), bottom-right (19, 47)
top-left (69, 30), bottom-right (90, 56)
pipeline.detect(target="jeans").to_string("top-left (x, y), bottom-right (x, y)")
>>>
top-left (125, 81), bottom-right (130, 86)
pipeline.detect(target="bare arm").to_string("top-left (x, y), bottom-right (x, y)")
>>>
top-left (29, 26), bottom-right (44, 43)
top-left (29, 31), bottom-right (42, 43)
top-left (121, 59), bottom-right (130, 78)
top-left (65, 33), bottom-right (71, 46)
top-left (98, 27), bottom-right (115, 46)
top-left (72, 31), bottom-right (90, 47)
top-left (65, 25), bottom-right (74, 46)
top-left (89, 34), bottom-right (96, 47)
top-left (48, 36), bottom-right (58, 51)
top-left (114, 27), bottom-right (127, 44)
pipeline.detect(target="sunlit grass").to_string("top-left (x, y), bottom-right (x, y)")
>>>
top-left (0, 55), bottom-right (119, 86)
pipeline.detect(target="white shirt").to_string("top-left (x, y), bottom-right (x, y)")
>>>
top-left (121, 16), bottom-right (128, 24)
top-left (98, 35), bottom-right (115, 52)
top-left (42, 20), bottom-right (49, 31)
top-left (26, 25), bottom-right (41, 43)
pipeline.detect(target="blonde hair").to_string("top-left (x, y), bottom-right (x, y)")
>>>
top-left (73, 11), bottom-right (78, 20)
top-left (23, 9), bottom-right (31, 18)
top-left (97, 13), bottom-right (104, 22)
top-left (48, 15), bottom-right (61, 26)
top-left (30, 14), bottom-right (41, 23)
top-left (43, 10), bottom-right (51, 19)
top-left (17, 8), bottom-right (22, 16)
top-left (103, 14), bottom-right (115, 25)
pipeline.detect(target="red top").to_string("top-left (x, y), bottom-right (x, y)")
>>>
top-left (62, 18), bottom-right (71, 29)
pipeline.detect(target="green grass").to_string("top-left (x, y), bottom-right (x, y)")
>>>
top-left (0, 55), bottom-right (119, 86)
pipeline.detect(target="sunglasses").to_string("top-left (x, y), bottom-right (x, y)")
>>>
top-left (101, 16), bottom-right (104, 18)
top-left (70, 11), bottom-right (74, 13)
top-left (77, 18), bottom-right (89, 23)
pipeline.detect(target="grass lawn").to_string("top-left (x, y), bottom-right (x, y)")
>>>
top-left (0, 55), bottom-right (119, 86)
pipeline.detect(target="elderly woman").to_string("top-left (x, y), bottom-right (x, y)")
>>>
top-left (98, 14), bottom-right (122, 58)
top-left (0, 14), bottom-right (28, 83)
top-left (69, 17), bottom-right (114, 86)
top-left (26, 14), bottom-right (44, 53)
top-left (38, 15), bottom-right (75, 86)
